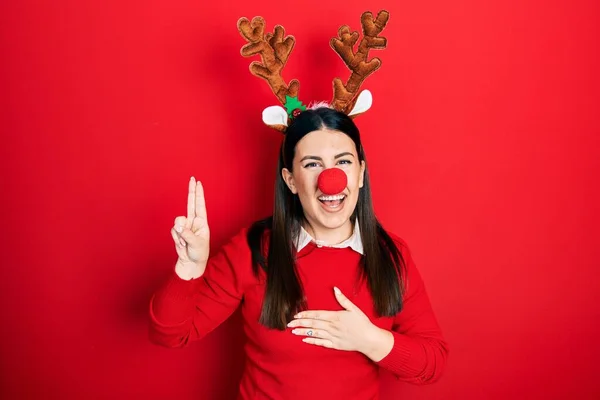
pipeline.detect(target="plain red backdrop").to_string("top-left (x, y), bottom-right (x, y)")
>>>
top-left (1, 0), bottom-right (599, 399)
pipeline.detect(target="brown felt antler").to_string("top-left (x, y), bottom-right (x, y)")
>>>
top-left (330, 10), bottom-right (390, 114)
top-left (237, 16), bottom-right (300, 106)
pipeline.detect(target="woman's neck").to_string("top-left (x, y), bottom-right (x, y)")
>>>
top-left (302, 218), bottom-right (354, 246)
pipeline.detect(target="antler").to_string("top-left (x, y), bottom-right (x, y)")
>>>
top-left (330, 10), bottom-right (389, 114)
top-left (238, 16), bottom-right (300, 105)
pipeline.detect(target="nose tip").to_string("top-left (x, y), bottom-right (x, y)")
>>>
top-left (317, 168), bottom-right (347, 195)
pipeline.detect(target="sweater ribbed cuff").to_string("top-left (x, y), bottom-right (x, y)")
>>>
top-left (375, 331), bottom-right (426, 379)
top-left (161, 270), bottom-right (203, 299)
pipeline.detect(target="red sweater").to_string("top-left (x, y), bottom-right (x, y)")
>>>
top-left (149, 227), bottom-right (448, 399)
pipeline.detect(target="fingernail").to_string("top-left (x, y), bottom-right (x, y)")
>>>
top-left (287, 322), bottom-right (294, 327)
top-left (334, 287), bottom-right (341, 295)
top-left (291, 329), bottom-right (298, 335)
top-left (175, 225), bottom-right (182, 233)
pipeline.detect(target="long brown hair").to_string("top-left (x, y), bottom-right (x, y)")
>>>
top-left (247, 107), bottom-right (406, 330)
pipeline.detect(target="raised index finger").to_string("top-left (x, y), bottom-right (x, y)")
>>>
top-left (186, 176), bottom-right (196, 228)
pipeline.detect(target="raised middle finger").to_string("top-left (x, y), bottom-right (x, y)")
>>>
top-left (186, 176), bottom-right (196, 228)
top-left (195, 180), bottom-right (207, 224)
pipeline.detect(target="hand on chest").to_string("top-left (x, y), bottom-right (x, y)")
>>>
top-left (241, 248), bottom-right (394, 357)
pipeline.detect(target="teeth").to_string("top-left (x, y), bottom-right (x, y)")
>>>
top-left (319, 194), bottom-right (345, 201)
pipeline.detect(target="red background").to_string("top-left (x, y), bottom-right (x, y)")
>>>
top-left (1, 0), bottom-right (599, 399)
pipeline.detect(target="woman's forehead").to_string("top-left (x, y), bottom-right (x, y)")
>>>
top-left (295, 129), bottom-right (356, 156)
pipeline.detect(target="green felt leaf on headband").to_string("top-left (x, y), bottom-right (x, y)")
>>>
top-left (284, 95), bottom-right (306, 117)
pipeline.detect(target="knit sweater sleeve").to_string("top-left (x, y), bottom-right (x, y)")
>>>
top-left (375, 237), bottom-right (449, 384)
top-left (148, 228), bottom-right (252, 348)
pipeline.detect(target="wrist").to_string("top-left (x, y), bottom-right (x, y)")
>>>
top-left (361, 325), bottom-right (394, 362)
top-left (175, 259), bottom-right (204, 280)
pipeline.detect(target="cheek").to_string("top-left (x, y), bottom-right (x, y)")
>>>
top-left (294, 171), bottom-right (318, 196)
top-left (346, 167), bottom-right (362, 189)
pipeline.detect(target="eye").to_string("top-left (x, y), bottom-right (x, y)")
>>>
top-left (303, 162), bottom-right (321, 168)
top-left (337, 159), bottom-right (352, 165)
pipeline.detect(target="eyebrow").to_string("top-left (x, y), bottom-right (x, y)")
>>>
top-left (299, 152), bottom-right (355, 162)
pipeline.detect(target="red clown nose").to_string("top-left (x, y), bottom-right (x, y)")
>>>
top-left (317, 168), bottom-right (347, 195)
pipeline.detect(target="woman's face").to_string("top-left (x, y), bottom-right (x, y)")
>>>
top-left (282, 128), bottom-right (366, 235)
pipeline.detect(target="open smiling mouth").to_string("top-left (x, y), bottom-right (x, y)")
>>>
top-left (318, 194), bottom-right (346, 209)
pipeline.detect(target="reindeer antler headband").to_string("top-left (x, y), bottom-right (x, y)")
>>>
top-left (237, 10), bottom-right (390, 132)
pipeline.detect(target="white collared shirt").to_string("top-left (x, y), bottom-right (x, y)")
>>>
top-left (294, 219), bottom-right (364, 255)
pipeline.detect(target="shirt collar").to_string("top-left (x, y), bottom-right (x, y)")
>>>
top-left (294, 219), bottom-right (364, 255)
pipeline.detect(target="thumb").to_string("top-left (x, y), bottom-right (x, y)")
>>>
top-left (334, 287), bottom-right (356, 311)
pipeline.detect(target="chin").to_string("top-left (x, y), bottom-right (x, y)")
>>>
top-left (317, 214), bottom-right (350, 230)
top-left (310, 198), bottom-right (359, 230)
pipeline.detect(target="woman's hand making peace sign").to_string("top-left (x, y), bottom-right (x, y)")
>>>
top-left (170, 176), bottom-right (210, 280)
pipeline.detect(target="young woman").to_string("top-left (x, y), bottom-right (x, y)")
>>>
top-left (149, 107), bottom-right (449, 399)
